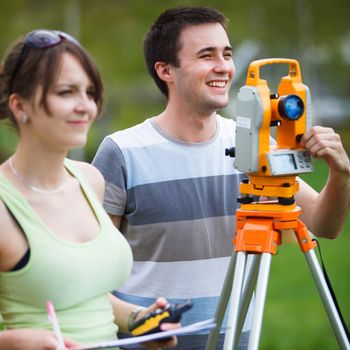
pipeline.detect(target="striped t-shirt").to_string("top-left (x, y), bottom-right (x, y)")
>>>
top-left (92, 115), bottom-right (253, 341)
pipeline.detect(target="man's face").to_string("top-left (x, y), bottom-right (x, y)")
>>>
top-left (169, 22), bottom-right (235, 115)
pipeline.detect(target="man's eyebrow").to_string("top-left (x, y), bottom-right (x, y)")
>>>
top-left (196, 46), bottom-right (233, 55)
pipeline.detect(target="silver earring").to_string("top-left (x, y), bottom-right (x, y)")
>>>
top-left (21, 114), bottom-right (29, 123)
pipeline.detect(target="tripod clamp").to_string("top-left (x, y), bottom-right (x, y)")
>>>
top-left (234, 208), bottom-right (316, 256)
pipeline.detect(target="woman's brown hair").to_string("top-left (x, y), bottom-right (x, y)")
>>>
top-left (0, 31), bottom-right (104, 127)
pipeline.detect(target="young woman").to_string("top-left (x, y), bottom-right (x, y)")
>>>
top-left (0, 29), bottom-right (177, 350)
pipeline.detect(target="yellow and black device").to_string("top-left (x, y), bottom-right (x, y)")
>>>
top-left (226, 58), bottom-right (314, 211)
top-left (129, 300), bottom-right (193, 337)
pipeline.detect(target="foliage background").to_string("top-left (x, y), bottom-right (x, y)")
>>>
top-left (0, 1), bottom-right (349, 349)
top-left (1, 0), bottom-right (350, 161)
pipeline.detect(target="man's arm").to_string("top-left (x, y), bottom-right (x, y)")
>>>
top-left (92, 137), bottom-right (129, 228)
top-left (295, 126), bottom-right (350, 238)
top-left (109, 214), bottom-right (123, 230)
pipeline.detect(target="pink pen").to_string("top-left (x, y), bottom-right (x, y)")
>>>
top-left (46, 300), bottom-right (65, 349)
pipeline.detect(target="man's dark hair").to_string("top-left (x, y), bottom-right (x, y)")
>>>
top-left (143, 6), bottom-right (228, 97)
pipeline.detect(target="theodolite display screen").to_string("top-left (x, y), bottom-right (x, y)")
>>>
top-left (267, 150), bottom-right (313, 176)
top-left (273, 154), bottom-right (297, 172)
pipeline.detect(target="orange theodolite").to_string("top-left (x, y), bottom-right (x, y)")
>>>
top-left (206, 59), bottom-right (350, 350)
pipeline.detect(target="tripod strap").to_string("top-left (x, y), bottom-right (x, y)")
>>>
top-left (313, 239), bottom-right (350, 341)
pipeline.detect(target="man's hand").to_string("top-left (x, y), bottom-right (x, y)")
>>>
top-left (301, 126), bottom-right (350, 175)
top-left (297, 125), bottom-right (350, 237)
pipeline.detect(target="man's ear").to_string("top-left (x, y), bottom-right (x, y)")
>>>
top-left (154, 61), bottom-right (173, 83)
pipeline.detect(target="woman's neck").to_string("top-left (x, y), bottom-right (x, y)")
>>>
top-left (6, 146), bottom-right (69, 194)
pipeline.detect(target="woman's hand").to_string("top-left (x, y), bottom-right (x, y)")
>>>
top-left (135, 297), bottom-right (180, 349)
top-left (0, 328), bottom-right (79, 350)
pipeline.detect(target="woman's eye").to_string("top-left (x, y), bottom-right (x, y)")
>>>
top-left (58, 90), bottom-right (72, 96)
top-left (87, 89), bottom-right (96, 99)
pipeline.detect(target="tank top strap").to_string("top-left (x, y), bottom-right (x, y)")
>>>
top-left (63, 158), bottom-right (106, 220)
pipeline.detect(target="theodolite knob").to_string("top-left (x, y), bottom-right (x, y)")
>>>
top-left (225, 147), bottom-right (236, 157)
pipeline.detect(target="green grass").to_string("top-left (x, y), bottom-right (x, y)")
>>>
top-left (260, 160), bottom-right (350, 349)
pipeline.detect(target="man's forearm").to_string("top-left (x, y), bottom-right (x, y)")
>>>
top-left (298, 170), bottom-right (350, 238)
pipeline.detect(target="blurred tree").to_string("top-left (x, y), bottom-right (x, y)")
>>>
top-left (0, 0), bottom-right (349, 162)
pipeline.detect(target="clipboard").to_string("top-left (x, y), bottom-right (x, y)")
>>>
top-left (73, 318), bottom-right (216, 350)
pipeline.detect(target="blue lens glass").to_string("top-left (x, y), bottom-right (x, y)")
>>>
top-left (279, 94), bottom-right (304, 120)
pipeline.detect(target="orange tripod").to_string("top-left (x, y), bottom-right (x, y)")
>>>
top-left (206, 177), bottom-right (350, 350)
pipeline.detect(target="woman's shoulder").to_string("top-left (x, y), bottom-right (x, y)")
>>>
top-left (69, 160), bottom-right (105, 202)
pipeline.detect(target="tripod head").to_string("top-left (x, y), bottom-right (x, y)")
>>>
top-left (227, 59), bottom-right (314, 209)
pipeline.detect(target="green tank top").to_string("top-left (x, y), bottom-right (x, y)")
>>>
top-left (0, 158), bottom-right (133, 343)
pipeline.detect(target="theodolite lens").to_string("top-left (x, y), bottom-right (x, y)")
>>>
top-left (278, 94), bottom-right (304, 120)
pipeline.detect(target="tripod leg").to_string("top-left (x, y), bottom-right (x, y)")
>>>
top-left (223, 251), bottom-right (247, 350)
top-left (233, 254), bottom-right (261, 349)
top-left (305, 249), bottom-right (350, 350)
top-left (248, 252), bottom-right (272, 350)
top-left (206, 251), bottom-right (237, 350)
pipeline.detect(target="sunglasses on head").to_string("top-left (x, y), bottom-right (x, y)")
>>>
top-left (9, 29), bottom-right (80, 93)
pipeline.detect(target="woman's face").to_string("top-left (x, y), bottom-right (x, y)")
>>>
top-left (22, 52), bottom-right (98, 152)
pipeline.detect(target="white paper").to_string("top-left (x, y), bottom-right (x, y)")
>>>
top-left (73, 318), bottom-right (216, 350)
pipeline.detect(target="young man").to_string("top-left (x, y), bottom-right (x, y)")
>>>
top-left (93, 7), bottom-right (350, 349)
